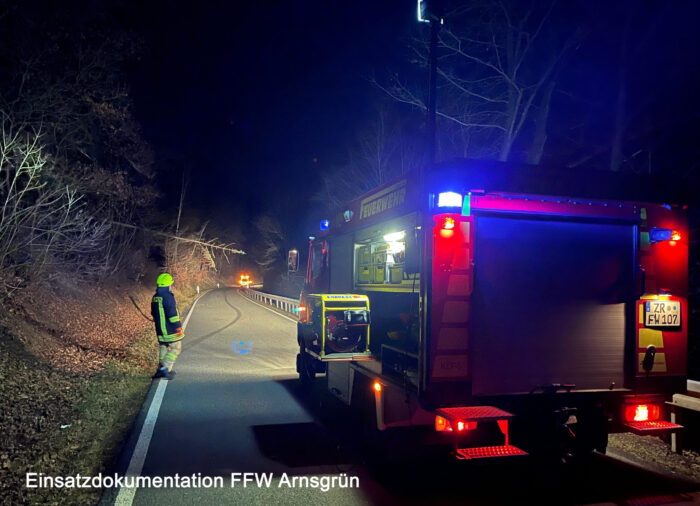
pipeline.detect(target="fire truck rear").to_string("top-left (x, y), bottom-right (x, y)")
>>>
top-left (295, 160), bottom-right (688, 459)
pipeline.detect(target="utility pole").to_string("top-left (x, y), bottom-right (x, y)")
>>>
top-left (427, 16), bottom-right (440, 167)
top-left (418, 0), bottom-right (443, 170)
top-left (417, 0), bottom-right (444, 399)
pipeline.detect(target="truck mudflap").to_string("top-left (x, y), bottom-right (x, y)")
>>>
top-left (435, 406), bottom-right (528, 460)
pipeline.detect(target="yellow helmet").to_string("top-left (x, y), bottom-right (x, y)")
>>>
top-left (156, 272), bottom-right (174, 287)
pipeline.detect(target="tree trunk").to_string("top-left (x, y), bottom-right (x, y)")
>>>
top-left (527, 81), bottom-right (556, 165)
top-left (610, 15), bottom-right (630, 172)
top-left (499, 134), bottom-right (513, 162)
top-left (609, 66), bottom-right (627, 172)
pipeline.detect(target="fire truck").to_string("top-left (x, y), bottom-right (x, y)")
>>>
top-left (296, 159), bottom-right (688, 459)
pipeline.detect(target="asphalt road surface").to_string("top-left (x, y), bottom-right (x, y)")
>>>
top-left (104, 288), bottom-right (700, 506)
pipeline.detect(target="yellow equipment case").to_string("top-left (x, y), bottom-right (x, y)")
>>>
top-left (299, 294), bottom-right (373, 361)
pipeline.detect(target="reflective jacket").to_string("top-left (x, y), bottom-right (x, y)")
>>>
top-left (151, 287), bottom-right (183, 343)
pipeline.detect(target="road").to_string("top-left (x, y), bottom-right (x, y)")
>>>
top-left (104, 288), bottom-right (700, 506)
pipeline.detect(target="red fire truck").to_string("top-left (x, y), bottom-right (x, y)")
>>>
top-left (296, 160), bottom-right (688, 459)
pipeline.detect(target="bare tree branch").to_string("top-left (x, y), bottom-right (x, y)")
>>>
top-left (377, 0), bottom-right (574, 162)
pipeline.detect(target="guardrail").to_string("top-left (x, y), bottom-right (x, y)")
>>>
top-left (669, 379), bottom-right (700, 453)
top-left (241, 287), bottom-right (300, 318)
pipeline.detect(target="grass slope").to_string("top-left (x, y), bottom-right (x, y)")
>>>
top-left (0, 283), bottom-right (202, 505)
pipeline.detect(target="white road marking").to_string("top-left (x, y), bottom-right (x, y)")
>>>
top-left (113, 290), bottom-right (208, 506)
top-left (114, 380), bottom-right (167, 506)
top-left (181, 293), bottom-right (200, 329)
top-left (239, 291), bottom-right (299, 323)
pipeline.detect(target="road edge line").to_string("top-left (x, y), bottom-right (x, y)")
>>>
top-left (112, 289), bottom-right (209, 506)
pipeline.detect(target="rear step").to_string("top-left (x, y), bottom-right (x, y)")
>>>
top-left (624, 420), bottom-right (683, 435)
top-left (436, 406), bottom-right (528, 460)
top-left (436, 406), bottom-right (516, 422)
top-left (455, 445), bottom-right (528, 460)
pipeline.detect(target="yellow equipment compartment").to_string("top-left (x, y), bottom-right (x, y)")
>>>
top-left (304, 294), bottom-right (373, 361)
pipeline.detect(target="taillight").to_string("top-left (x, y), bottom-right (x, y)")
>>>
top-left (435, 416), bottom-right (476, 432)
top-left (456, 421), bottom-right (476, 432)
top-left (635, 405), bottom-right (649, 421)
top-left (435, 415), bottom-right (451, 432)
top-left (624, 404), bottom-right (660, 422)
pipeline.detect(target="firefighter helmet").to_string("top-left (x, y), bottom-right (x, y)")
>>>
top-left (157, 272), bottom-right (174, 287)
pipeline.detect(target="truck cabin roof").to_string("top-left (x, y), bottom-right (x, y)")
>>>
top-left (429, 159), bottom-right (687, 205)
top-left (318, 159), bottom-right (687, 238)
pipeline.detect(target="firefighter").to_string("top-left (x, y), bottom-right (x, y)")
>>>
top-left (151, 272), bottom-right (184, 379)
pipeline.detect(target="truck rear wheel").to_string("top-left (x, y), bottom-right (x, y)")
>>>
top-left (557, 407), bottom-right (608, 463)
top-left (570, 417), bottom-right (608, 459)
top-left (297, 349), bottom-right (316, 389)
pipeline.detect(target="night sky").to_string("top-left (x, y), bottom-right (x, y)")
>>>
top-left (114, 0), bottom-right (700, 253)
top-left (127, 0), bottom-right (414, 241)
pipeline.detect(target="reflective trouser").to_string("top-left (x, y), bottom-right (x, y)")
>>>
top-left (159, 340), bottom-right (182, 371)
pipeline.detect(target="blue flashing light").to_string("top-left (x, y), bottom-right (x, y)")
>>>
top-left (417, 0), bottom-right (429, 22)
top-left (320, 220), bottom-right (330, 231)
top-left (649, 228), bottom-right (672, 243)
top-left (437, 192), bottom-right (463, 208)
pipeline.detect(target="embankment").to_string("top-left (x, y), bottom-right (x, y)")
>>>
top-left (0, 281), bottom-right (204, 505)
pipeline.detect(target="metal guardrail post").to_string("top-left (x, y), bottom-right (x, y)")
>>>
top-left (669, 380), bottom-right (700, 453)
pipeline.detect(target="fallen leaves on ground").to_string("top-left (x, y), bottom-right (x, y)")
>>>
top-left (0, 281), bottom-right (202, 504)
top-left (5, 284), bottom-right (156, 373)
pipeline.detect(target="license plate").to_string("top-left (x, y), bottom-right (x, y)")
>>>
top-left (644, 300), bottom-right (681, 327)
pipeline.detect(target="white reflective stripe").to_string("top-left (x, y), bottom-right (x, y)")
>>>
top-left (157, 303), bottom-right (167, 334)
